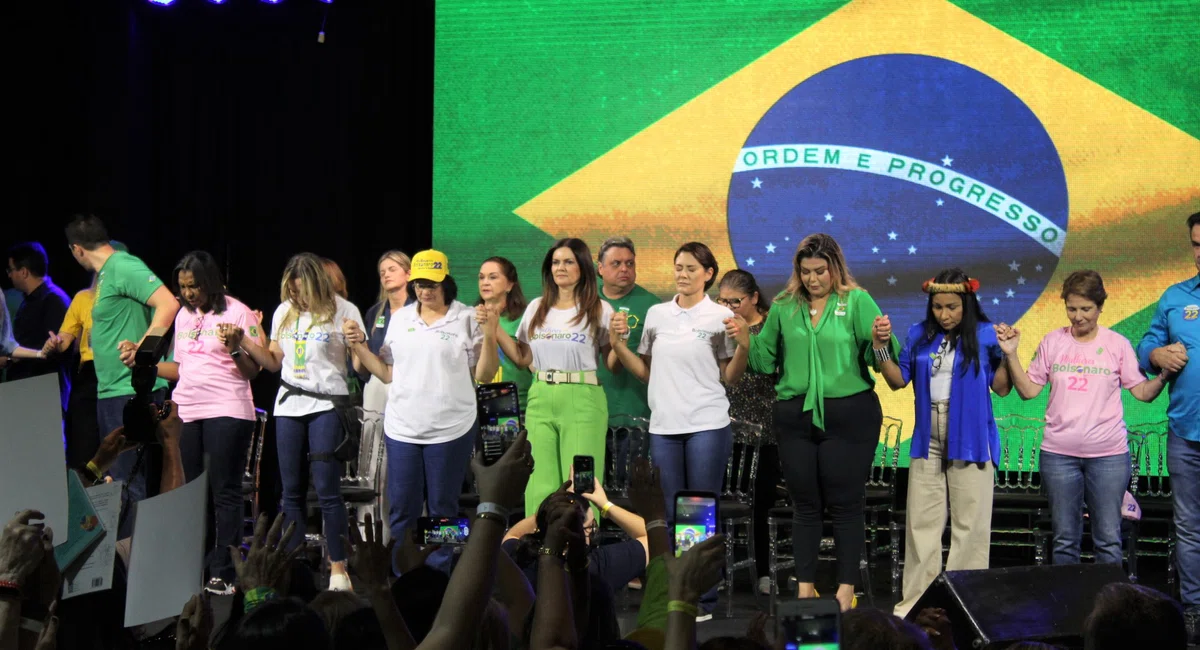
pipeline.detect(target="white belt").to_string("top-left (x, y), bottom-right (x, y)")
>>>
top-left (533, 369), bottom-right (599, 386)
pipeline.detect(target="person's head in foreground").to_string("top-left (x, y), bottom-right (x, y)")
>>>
top-left (1083, 582), bottom-right (1185, 650)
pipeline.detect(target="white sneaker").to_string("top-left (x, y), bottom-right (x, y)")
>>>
top-left (695, 613), bottom-right (713, 622)
top-left (757, 576), bottom-right (772, 595)
top-left (328, 573), bottom-right (354, 592)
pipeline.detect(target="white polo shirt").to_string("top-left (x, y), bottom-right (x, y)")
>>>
top-left (383, 300), bottom-right (483, 444)
top-left (638, 295), bottom-right (736, 434)
top-left (516, 298), bottom-right (613, 372)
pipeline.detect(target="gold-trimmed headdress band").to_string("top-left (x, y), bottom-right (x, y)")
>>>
top-left (922, 278), bottom-right (981, 294)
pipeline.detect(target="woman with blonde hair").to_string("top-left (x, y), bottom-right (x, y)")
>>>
top-left (239, 252), bottom-right (365, 590)
top-left (359, 250), bottom-right (412, 409)
top-left (495, 238), bottom-right (617, 515)
top-left (728, 233), bottom-right (897, 611)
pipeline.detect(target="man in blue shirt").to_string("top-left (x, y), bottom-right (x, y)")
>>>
top-left (1138, 211), bottom-right (1200, 642)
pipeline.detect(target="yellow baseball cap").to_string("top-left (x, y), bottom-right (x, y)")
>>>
top-left (409, 249), bottom-right (450, 283)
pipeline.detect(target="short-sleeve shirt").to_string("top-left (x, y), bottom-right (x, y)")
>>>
top-left (383, 301), bottom-right (483, 444)
top-left (172, 296), bottom-right (260, 423)
top-left (639, 295), bottom-right (736, 434)
top-left (270, 296), bottom-right (364, 417)
top-left (61, 290), bottom-right (95, 364)
top-left (8, 280), bottom-right (71, 385)
top-left (1027, 326), bottom-right (1146, 458)
top-left (92, 252), bottom-right (170, 399)
top-left (517, 298), bottom-right (614, 372)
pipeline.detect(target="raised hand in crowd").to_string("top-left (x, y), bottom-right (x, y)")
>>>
top-left (175, 592), bottom-right (213, 650)
top-left (419, 429), bottom-right (533, 650)
top-left (0, 510), bottom-right (49, 591)
top-left (230, 513), bottom-right (300, 596)
top-left (531, 493), bottom-right (587, 650)
top-left (872, 315), bottom-right (892, 349)
top-left (914, 607), bottom-right (955, 650)
top-left (664, 534), bottom-right (727, 650)
top-left (394, 528), bottom-right (440, 576)
top-left (347, 513), bottom-right (417, 650)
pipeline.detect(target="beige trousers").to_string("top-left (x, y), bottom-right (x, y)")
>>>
top-left (894, 401), bottom-right (994, 617)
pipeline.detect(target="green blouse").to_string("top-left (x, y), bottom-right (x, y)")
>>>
top-left (747, 288), bottom-right (899, 430)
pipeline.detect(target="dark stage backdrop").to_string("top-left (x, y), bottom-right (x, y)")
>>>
top-left (7, 0), bottom-right (432, 517)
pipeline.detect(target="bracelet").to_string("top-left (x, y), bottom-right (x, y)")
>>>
top-left (538, 546), bottom-right (566, 561)
top-left (667, 600), bottom-right (701, 618)
top-left (601, 501), bottom-right (615, 518)
top-left (475, 511), bottom-right (507, 527)
top-left (86, 460), bottom-right (104, 483)
top-left (873, 346), bottom-right (893, 363)
top-left (477, 502), bottom-right (511, 521)
top-left (645, 519), bottom-right (667, 531)
top-left (243, 586), bottom-right (278, 613)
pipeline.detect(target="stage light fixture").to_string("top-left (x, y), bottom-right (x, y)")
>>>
top-left (147, 0), bottom-right (176, 5)
top-left (260, 0), bottom-right (283, 4)
top-left (207, 0), bottom-right (226, 4)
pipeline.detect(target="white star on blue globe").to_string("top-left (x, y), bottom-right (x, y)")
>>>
top-left (765, 243), bottom-right (776, 253)
top-left (752, 178), bottom-right (762, 189)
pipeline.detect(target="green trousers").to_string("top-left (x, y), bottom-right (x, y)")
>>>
top-left (523, 380), bottom-right (609, 515)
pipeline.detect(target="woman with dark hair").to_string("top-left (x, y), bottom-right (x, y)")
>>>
top-left (345, 249), bottom-right (498, 573)
top-left (154, 250), bottom-right (265, 595)
top-left (608, 242), bottom-right (746, 614)
top-left (872, 269), bottom-right (1011, 616)
top-left (495, 238), bottom-right (617, 515)
top-left (998, 270), bottom-right (1168, 567)
top-left (728, 233), bottom-right (897, 611)
top-left (227, 597), bottom-right (332, 650)
top-left (718, 269), bottom-right (779, 595)
top-left (478, 256), bottom-right (532, 409)
top-left (238, 252), bottom-right (364, 590)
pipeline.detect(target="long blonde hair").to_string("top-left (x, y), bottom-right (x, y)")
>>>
top-left (375, 250), bottom-right (412, 306)
top-left (780, 233), bottom-right (859, 310)
top-left (279, 253), bottom-right (338, 332)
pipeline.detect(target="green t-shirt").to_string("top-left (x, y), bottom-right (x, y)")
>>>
top-left (747, 288), bottom-right (898, 430)
top-left (493, 314), bottom-right (533, 410)
top-left (597, 283), bottom-right (660, 421)
top-left (92, 251), bottom-right (170, 399)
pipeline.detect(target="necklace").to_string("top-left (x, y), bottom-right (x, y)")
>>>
top-left (809, 308), bottom-right (818, 316)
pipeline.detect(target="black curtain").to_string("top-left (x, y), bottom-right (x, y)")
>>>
top-left (7, 0), bottom-right (433, 517)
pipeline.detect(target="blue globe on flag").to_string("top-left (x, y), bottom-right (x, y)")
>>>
top-left (726, 54), bottom-right (1069, 330)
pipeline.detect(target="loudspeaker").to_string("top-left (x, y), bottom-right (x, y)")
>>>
top-left (903, 564), bottom-right (1129, 649)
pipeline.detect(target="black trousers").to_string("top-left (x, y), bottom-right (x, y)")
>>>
top-left (65, 361), bottom-right (98, 468)
top-left (775, 390), bottom-right (882, 585)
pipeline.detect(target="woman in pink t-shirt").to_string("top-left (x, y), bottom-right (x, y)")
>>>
top-left (158, 250), bottom-right (265, 594)
top-left (998, 271), bottom-right (1169, 566)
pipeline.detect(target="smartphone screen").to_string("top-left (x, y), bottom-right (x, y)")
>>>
top-left (778, 601), bottom-right (840, 650)
top-left (674, 492), bottom-right (718, 557)
top-left (477, 383), bottom-right (521, 465)
top-left (415, 517), bottom-right (471, 545)
top-left (573, 455), bottom-right (594, 494)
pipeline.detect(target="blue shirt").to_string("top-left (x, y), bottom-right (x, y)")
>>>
top-left (899, 321), bottom-right (1004, 464)
top-left (1137, 274), bottom-right (1200, 442)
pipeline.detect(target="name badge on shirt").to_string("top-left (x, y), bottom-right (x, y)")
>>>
top-left (834, 298), bottom-right (847, 317)
top-left (1185, 304), bottom-right (1199, 321)
top-left (375, 314), bottom-right (387, 328)
top-left (293, 340), bottom-right (309, 379)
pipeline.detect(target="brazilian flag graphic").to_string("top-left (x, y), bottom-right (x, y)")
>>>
top-left (434, 0), bottom-right (1200, 468)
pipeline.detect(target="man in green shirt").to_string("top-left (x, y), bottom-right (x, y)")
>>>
top-left (595, 237), bottom-right (660, 424)
top-left (66, 215), bottom-right (179, 509)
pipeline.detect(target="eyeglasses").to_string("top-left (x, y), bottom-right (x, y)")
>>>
top-left (413, 280), bottom-right (440, 291)
top-left (716, 297), bottom-right (744, 308)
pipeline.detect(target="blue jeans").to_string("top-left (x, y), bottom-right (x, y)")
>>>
top-left (384, 423), bottom-right (478, 575)
top-left (97, 390), bottom-right (165, 538)
top-left (1039, 450), bottom-right (1130, 565)
top-left (649, 425), bottom-right (733, 612)
top-left (180, 417), bottom-right (254, 583)
top-left (276, 411), bottom-right (348, 562)
top-left (1169, 432), bottom-right (1200, 608)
